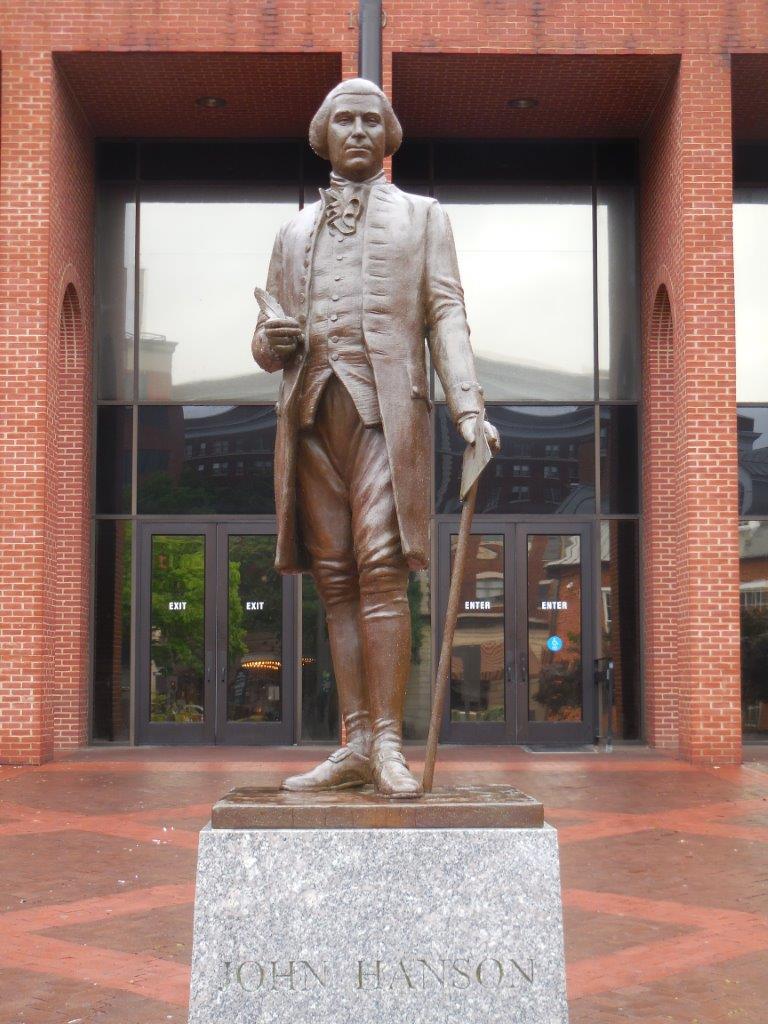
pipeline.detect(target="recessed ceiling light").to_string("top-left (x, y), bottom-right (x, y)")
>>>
top-left (196, 96), bottom-right (227, 109)
top-left (507, 98), bottom-right (538, 109)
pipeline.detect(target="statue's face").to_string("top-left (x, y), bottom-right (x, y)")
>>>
top-left (326, 93), bottom-right (386, 181)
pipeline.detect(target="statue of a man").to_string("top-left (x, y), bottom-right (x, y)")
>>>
top-left (252, 79), bottom-right (498, 798)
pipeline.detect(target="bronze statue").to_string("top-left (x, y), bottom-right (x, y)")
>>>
top-left (252, 79), bottom-right (499, 798)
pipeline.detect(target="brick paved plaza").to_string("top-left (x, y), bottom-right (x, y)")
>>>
top-left (1, 745), bottom-right (766, 1023)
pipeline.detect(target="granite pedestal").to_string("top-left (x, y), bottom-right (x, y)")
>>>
top-left (188, 785), bottom-right (569, 1024)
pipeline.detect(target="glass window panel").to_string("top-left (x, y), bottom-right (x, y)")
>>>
top-left (301, 574), bottom-right (339, 742)
top-left (95, 183), bottom-right (136, 400)
top-left (600, 521), bottom-right (640, 740)
top-left (139, 141), bottom-right (299, 182)
top-left (96, 406), bottom-right (133, 514)
top-left (227, 535), bottom-right (282, 723)
top-left (138, 405), bottom-right (276, 515)
top-left (433, 142), bottom-right (593, 184)
top-left (138, 184), bottom-right (298, 402)
top-left (96, 142), bottom-right (138, 181)
top-left (737, 407), bottom-right (768, 516)
top-left (740, 521), bottom-right (768, 736)
top-left (149, 534), bottom-right (205, 723)
top-left (600, 405), bottom-right (639, 514)
top-left (303, 143), bottom-right (333, 204)
top-left (392, 140), bottom-right (431, 183)
top-left (92, 521), bottom-right (132, 741)
top-left (450, 534), bottom-right (505, 723)
top-left (527, 534), bottom-right (583, 723)
top-left (403, 569), bottom-right (432, 740)
top-left (595, 142), bottom-right (637, 183)
top-left (435, 404), bottom-right (595, 515)
top-left (433, 184), bottom-right (594, 401)
top-left (735, 189), bottom-right (768, 401)
top-left (734, 144), bottom-right (768, 186)
top-left (597, 185), bottom-right (639, 400)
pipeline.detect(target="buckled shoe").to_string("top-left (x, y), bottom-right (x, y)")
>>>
top-left (280, 745), bottom-right (372, 792)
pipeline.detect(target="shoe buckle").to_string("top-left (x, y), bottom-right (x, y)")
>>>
top-left (328, 746), bottom-right (352, 764)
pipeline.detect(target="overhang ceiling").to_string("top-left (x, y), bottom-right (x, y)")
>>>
top-left (392, 53), bottom-right (680, 138)
top-left (56, 51), bottom-right (341, 137)
top-left (732, 55), bottom-right (768, 141)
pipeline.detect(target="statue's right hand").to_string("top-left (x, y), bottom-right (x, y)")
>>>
top-left (264, 316), bottom-right (303, 359)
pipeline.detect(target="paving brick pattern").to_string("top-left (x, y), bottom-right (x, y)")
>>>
top-left (0, 746), bottom-right (766, 1023)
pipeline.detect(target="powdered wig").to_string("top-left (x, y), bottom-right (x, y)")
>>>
top-left (309, 78), bottom-right (403, 160)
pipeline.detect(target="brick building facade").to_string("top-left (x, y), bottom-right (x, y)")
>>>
top-left (2, 1), bottom-right (768, 765)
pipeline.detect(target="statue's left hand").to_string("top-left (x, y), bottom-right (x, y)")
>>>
top-left (459, 415), bottom-right (501, 453)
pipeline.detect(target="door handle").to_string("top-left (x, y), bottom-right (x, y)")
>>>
top-left (519, 653), bottom-right (528, 684)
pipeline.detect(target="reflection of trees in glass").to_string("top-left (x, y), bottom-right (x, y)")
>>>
top-left (408, 573), bottom-right (425, 663)
top-left (535, 630), bottom-right (582, 721)
top-left (741, 607), bottom-right (768, 726)
top-left (150, 536), bottom-right (205, 721)
top-left (227, 536), bottom-right (283, 723)
top-left (139, 465), bottom-right (274, 515)
top-left (227, 559), bottom-right (247, 665)
top-left (301, 574), bottom-right (338, 741)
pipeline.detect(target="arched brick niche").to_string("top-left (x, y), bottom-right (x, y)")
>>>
top-left (55, 282), bottom-right (91, 750)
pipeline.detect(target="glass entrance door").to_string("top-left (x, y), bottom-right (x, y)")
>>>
top-left (136, 523), bottom-right (294, 744)
top-left (437, 520), bottom-right (595, 745)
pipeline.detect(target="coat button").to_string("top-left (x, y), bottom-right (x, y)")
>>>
top-left (331, 294), bottom-right (339, 302)
top-left (330, 313), bottom-right (338, 322)
top-left (461, 382), bottom-right (471, 391)
top-left (329, 335), bottom-right (339, 344)
top-left (299, 294), bottom-right (305, 303)
top-left (336, 255), bottom-right (343, 261)
top-left (330, 352), bottom-right (339, 361)
top-left (411, 386), bottom-right (419, 397)
top-left (334, 275), bottom-right (341, 282)
top-left (298, 314), bottom-right (306, 326)
top-left (303, 259), bottom-right (309, 268)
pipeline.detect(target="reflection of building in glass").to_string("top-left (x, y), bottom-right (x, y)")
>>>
top-left (451, 535), bottom-right (505, 723)
top-left (138, 406), bottom-right (277, 514)
top-left (436, 405), bottom-right (595, 515)
top-left (737, 412), bottom-right (768, 516)
top-left (739, 522), bottom-right (768, 733)
top-left (527, 535), bottom-right (582, 724)
top-left (138, 332), bottom-right (178, 399)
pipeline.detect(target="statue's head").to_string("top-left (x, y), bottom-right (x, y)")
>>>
top-left (309, 78), bottom-right (403, 181)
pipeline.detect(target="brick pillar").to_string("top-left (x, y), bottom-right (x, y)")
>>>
top-left (0, 52), bottom-right (57, 764)
top-left (641, 54), bottom-right (741, 766)
top-left (0, 55), bottom-right (93, 765)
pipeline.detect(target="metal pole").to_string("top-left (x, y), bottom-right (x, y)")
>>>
top-left (358, 0), bottom-right (382, 85)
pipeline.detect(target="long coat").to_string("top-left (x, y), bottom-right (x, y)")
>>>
top-left (253, 180), bottom-right (482, 574)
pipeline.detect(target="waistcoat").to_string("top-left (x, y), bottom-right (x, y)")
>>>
top-left (298, 185), bottom-right (381, 428)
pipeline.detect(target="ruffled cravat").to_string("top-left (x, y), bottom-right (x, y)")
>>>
top-left (320, 169), bottom-right (385, 237)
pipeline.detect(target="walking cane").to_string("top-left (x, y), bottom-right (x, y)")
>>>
top-left (423, 412), bottom-right (497, 792)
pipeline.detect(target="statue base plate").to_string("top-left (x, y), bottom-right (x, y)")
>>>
top-left (211, 783), bottom-right (544, 829)
top-left (189, 786), bottom-right (569, 1024)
